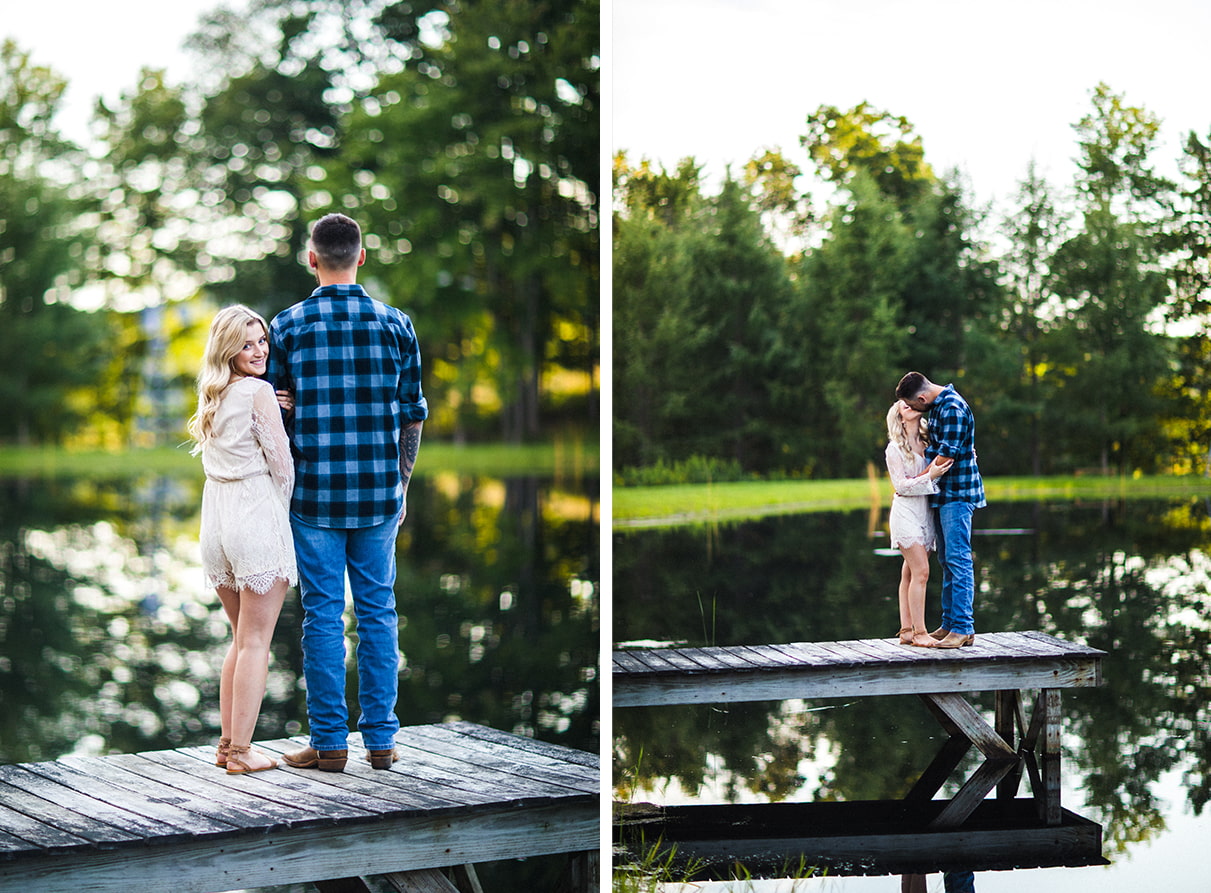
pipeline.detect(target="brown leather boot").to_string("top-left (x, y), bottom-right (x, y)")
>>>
top-left (367, 748), bottom-right (399, 769)
top-left (283, 745), bottom-right (348, 772)
top-left (935, 631), bottom-right (976, 649)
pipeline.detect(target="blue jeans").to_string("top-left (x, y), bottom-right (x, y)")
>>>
top-left (936, 502), bottom-right (977, 635)
top-left (944, 872), bottom-right (976, 893)
top-left (291, 513), bottom-right (401, 751)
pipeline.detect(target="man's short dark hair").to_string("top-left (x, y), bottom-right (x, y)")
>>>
top-left (896, 371), bottom-right (928, 401)
top-left (310, 213), bottom-right (362, 269)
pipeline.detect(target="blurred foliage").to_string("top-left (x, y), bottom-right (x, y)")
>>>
top-left (0, 0), bottom-right (599, 448)
top-left (0, 41), bottom-right (113, 445)
top-left (322, 0), bottom-right (600, 442)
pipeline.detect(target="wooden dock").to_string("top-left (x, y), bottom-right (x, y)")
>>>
top-left (0, 721), bottom-right (599, 893)
top-left (614, 631), bottom-right (1104, 832)
top-left (613, 630), bottom-right (1102, 707)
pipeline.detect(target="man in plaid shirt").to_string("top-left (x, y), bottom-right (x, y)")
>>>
top-left (896, 372), bottom-right (985, 649)
top-left (267, 213), bottom-right (427, 772)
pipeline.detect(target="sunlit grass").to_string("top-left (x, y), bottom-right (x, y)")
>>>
top-left (0, 440), bottom-right (599, 479)
top-left (614, 475), bottom-right (1211, 529)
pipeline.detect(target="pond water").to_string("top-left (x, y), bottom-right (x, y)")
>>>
top-left (0, 468), bottom-right (598, 891)
top-left (613, 497), bottom-right (1211, 891)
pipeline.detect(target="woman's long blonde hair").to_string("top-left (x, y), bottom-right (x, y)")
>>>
top-left (188, 305), bottom-right (270, 454)
top-left (886, 401), bottom-right (929, 465)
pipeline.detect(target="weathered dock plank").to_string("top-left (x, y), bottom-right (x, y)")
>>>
top-left (442, 721), bottom-right (599, 769)
top-left (0, 722), bottom-right (598, 893)
top-left (613, 631), bottom-right (1104, 707)
top-left (741, 643), bottom-right (808, 667)
top-left (399, 726), bottom-right (597, 793)
top-left (0, 776), bottom-right (141, 846)
top-left (613, 650), bottom-right (650, 674)
top-left (145, 746), bottom-right (384, 818)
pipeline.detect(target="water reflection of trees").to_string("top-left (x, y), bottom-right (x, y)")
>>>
top-left (0, 472), bottom-right (598, 765)
top-left (0, 476), bottom-right (210, 761)
top-left (613, 499), bottom-right (1211, 853)
top-left (398, 474), bottom-right (599, 752)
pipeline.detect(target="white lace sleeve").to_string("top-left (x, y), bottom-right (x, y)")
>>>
top-left (251, 382), bottom-right (295, 505)
top-left (885, 443), bottom-right (938, 497)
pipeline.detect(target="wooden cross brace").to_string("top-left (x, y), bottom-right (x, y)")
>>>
top-left (903, 688), bottom-right (1063, 829)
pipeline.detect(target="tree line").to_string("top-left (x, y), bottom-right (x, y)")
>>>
top-left (0, 0), bottom-right (598, 448)
top-left (614, 85), bottom-right (1211, 481)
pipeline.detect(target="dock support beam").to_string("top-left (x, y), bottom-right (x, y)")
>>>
top-left (915, 688), bottom-right (1063, 829)
top-left (1039, 689), bottom-right (1063, 825)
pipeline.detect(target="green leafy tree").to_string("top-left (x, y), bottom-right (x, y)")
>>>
top-left (145, 0), bottom-right (599, 443)
top-left (801, 102), bottom-right (934, 210)
top-left (613, 157), bottom-right (795, 473)
top-left (1048, 84), bottom-right (1174, 473)
top-left (973, 161), bottom-right (1069, 475)
top-left (91, 71), bottom-right (200, 294)
top-left (742, 148), bottom-right (814, 255)
top-left (801, 104), bottom-right (999, 408)
top-left (314, 0), bottom-right (599, 442)
top-left (0, 41), bottom-right (114, 444)
top-left (688, 176), bottom-right (794, 471)
top-left (1154, 332), bottom-right (1211, 474)
top-left (897, 173), bottom-right (1001, 377)
top-left (174, 0), bottom-right (377, 318)
top-left (793, 172), bottom-right (912, 476)
top-left (612, 156), bottom-right (705, 468)
top-left (1164, 128), bottom-right (1211, 322)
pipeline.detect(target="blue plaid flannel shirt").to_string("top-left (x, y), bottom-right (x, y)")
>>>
top-left (924, 385), bottom-right (986, 508)
top-left (267, 284), bottom-right (428, 529)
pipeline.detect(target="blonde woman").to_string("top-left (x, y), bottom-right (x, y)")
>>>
top-left (885, 401), bottom-right (952, 648)
top-left (188, 305), bottom-right (297, 774)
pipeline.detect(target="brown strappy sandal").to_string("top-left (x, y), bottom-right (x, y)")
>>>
top-left (215, 736), bottom-right (232, 767)
top-left (910, 627), bottom-right (939, 648)
top-left (226, 744), bottom-right (279, 775)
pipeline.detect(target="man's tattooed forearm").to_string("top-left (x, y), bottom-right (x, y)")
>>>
top-left (400, 420), bottom-right (423, 488)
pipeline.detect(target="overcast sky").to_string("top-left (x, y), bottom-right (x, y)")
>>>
top-left (611, 0), bottom-right (1211, 210)
top-left (7, 1), bottom-right (1208, 212)
top-left (4, 0), bottom-right (231, 145)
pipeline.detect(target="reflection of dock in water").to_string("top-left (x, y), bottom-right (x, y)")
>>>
top-left (0, 722), bottom-right (598, 893)
top-left (614, 631), bottom-right (1106, 876)
top-left (617, 798), bottom-right (1107, 879)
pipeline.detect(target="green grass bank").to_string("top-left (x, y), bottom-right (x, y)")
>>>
top-left (0, 441), bottom-right (598, 480)
top-left (614, 474), bottom-right (1211, 529)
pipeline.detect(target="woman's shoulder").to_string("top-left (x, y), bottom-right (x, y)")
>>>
top-left (229, 376), bottom-right (273, 393)
top-left (223, 376), bottom-right (274, 409)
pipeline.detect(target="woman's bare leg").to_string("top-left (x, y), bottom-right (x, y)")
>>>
top-left (227, 578), bottom-right (288, 770)
top-left (216, 586), bottom-right (240, 744)
top-left (897, 560), bottom-right (913, 640)
top-left (900, 544), bottom-right (936, 647)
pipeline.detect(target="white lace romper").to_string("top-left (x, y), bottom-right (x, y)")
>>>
top-left (200, 377), bottom-right (298, 593)
top-left (885, 442), bottom-right (940, 552)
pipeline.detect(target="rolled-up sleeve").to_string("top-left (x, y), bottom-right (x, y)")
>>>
top-left (395, 317), bottom-right (428, 422)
